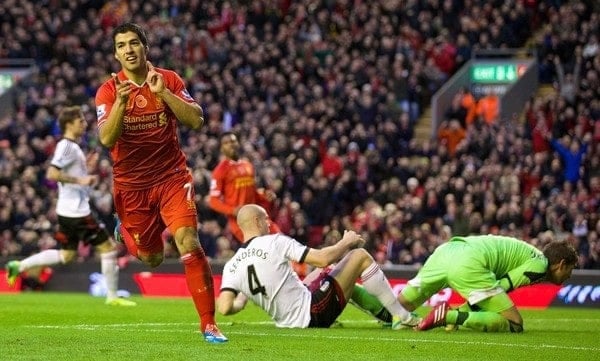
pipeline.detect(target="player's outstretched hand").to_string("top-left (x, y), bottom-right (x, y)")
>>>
top-left (112, 72), bottom-right (131, 104)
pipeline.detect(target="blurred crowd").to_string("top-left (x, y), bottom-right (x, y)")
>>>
top-left (0, 0), bottom-right (598, 269)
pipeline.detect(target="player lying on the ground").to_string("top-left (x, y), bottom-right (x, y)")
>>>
top-left (397, 234), bottom-right (578, 332)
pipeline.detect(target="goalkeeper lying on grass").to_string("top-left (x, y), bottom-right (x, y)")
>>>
top-left (398, 235), bottom-right (577, 333)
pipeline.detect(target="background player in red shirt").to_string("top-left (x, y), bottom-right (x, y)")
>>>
top-left (94, 22), bottom-right (226, 343)
top-left (208, 132), bottom-right (279, 242)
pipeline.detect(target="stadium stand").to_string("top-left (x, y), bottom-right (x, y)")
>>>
top-left (0, 0), bottom-right (598, 270)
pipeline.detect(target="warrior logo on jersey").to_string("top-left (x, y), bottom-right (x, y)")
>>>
top-left (96, 104), bottom-right (106, 120)
top-left (181, 89), bottom-right (194, 102)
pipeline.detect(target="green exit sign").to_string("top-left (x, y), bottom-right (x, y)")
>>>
top-left (0, 73), bottom-right (14, 89)
top-left (471, 64), bottom-right (519, 83)
top-left (0, 65), bottom-right (35, 97)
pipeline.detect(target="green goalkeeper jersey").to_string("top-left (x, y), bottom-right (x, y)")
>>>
top-left (449, 235), bottom-right (548, 291)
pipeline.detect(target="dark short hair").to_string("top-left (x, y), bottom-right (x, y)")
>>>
top-left (543, 240), bottom-right (578, 266)
top-left (57, 106), bottom-right (82, 133)
top-left (220, 131), bottom-right (237, 143)
top-left (112, 22), bottom-right (148, 51)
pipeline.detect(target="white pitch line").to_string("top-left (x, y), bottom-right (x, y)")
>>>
top-left (25, 320), bottom-right (600, 352)
top-left (26, 317), bottom-right (600, 330)
top-left (221, 331), bottom-right (600, 352)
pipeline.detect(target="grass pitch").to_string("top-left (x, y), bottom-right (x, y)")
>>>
top-left (1, 292), bottom-right (598, 361)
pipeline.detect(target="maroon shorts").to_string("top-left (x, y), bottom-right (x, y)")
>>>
top-left (307, 274), bottom-right (347, 328)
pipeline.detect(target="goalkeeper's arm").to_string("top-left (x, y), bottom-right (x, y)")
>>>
top-left (498, 259), bottom-right (547, 292)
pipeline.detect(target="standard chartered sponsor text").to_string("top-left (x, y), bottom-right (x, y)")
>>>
top-left (123, 113), bottom-right (158, 123)
top-left (124, 121), bottom-right (158, 131)
top-left (123, 113), bottom-right (165, 131)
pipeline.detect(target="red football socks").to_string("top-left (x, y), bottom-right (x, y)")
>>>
top-left (181, 248), bottom-right (216, 331)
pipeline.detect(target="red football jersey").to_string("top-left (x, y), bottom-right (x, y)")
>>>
top-left (209, 158), bottom-right (266, 216)
top-left (95, 68), bottom-right (195, 190)
top-left (209, 158), bottom-right (274, 241)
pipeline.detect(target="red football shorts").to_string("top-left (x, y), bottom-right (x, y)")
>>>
top-left (113, 172), bottom-right (198, 255)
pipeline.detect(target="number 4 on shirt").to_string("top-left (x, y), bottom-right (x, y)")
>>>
top-left (247, 265), bottom-right (266, 296)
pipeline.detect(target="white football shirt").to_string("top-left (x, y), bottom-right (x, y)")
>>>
top-left (50, 139), bottom-right (91, 217)
top-left (220, 233), bottom-right (311, 328)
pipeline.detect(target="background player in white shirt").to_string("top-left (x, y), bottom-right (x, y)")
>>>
top-left (5, 106), bottom-right (135, 306)
top-left (217, 204), bottom-right (418, 328)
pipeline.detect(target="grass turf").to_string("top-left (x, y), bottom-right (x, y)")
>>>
top-left (1, 292), bottom-right (599, 361)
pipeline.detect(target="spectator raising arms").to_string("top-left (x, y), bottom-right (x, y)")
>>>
top-left (549, 134), bottom-right (589, 184)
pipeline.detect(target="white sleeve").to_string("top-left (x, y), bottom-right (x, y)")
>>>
top-left (276, 234), bottom-right (308, 263)
top-left (50, 140), bottom-right (74, 169)
top-left (219, 260), bottom-right (239, 293)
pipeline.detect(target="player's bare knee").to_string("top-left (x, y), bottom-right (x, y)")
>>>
top-left (61, 250), bottom-right (77, 264)
top-left (341, 248), bottom-right (371, 272)
top-left (95, 240), bottom-right (116, 254)
top-left (348, 248), bottom-right (371, 264)
top-left (173, 227), bottom-right (200, 252)
top-left (141, 253), bottom-right (163, 268)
